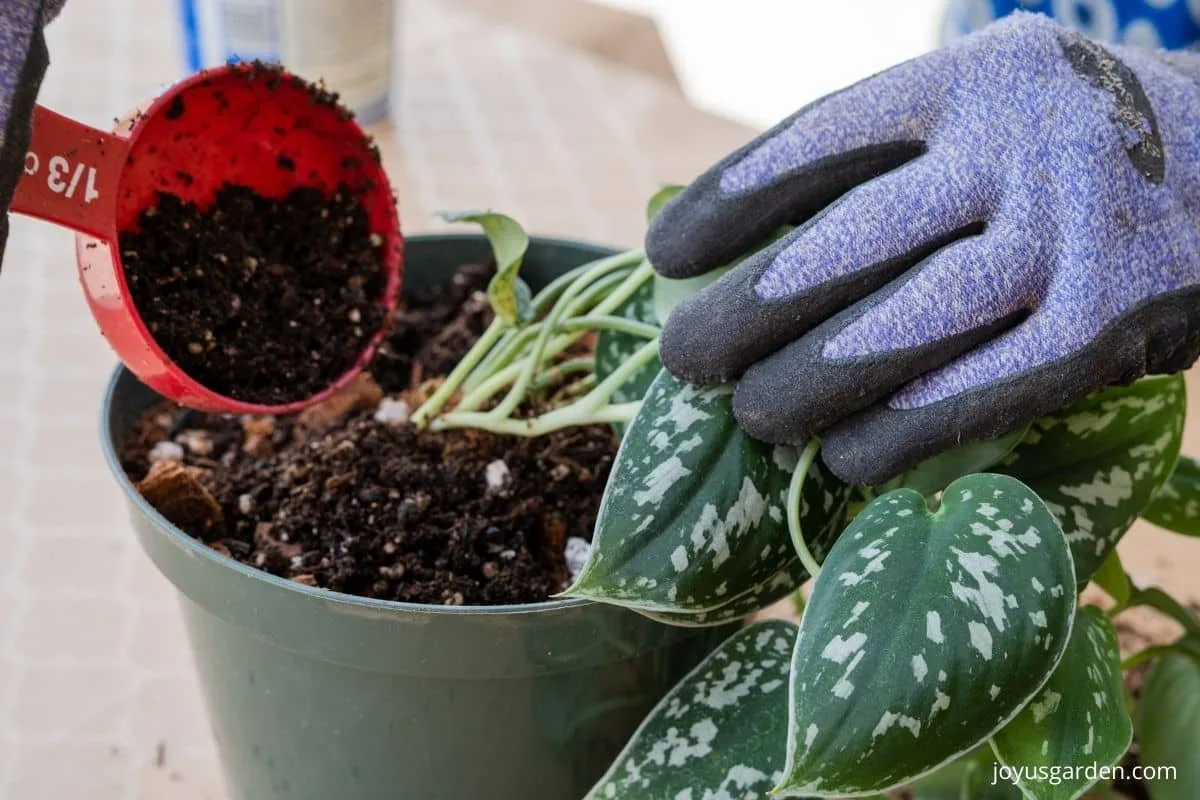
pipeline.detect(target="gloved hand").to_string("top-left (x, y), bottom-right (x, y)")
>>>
top-left (0, 0), bottom-right (66, 267)
top-left (647, 11), bottom-right (1200, 486)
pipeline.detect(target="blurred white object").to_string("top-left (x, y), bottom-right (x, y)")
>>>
top-left (564, 537), bottom-right (593, 582)
top-left (593, 0), bottom-right (945, 129)
top-left (177, 0), bottom-right (395, 124)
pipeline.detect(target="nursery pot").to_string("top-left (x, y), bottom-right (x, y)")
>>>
top-left (101, 234), bottom-right (734, 800)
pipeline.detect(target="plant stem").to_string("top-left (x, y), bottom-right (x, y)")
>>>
top-left (491, 254), bottom-right (642, 419)
top-left (460, 269), bottom-right (632, 394)
top-left (410, 318), bottom-right (505, 427)
top-left (432, 402), bottom-right (642, 436)
top-left (1121, 643), bottom-right (1195, 671)
top-left (431, 335), bottom-right (660, 436)
top-left (787, 440), bottom-right (824, 579)
top-left (530, 358), bottom-right (594, 393)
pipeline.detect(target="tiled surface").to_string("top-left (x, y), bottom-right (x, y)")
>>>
top-left (0, 1), bottom-right (751, 797)
top-left (1, 2), bottom-right (1198, 799)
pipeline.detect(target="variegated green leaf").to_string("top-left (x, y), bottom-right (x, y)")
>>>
top-left (778, 474), bottom-right (1077, 798)
top-left (438, 210), bottom-right (532, 324)
top-left (567, 369), bottom-right (851, 614)
top-left (1136, 646), bottom-right (1200, 800)
top-left (594, 277), bottom-right (661, 417)
top-left (1142, 455), bottom-right (1200, 537)
top-left (584, 620), bottom-right (796, 800)
top-left (638, 562), bottom-right (808, 628)
top-left (894, 423), bottom-right (1030, 497)
top-left (998, 375), bottom-right (1186, 584)
top-left (991, 607), bottom-right (1131, 800)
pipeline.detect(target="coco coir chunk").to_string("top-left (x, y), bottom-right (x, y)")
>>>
top-left (120, 183), bottom-right (387, 405)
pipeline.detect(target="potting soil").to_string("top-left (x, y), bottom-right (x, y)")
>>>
top-left (120, 261), bottom-right (619, 605)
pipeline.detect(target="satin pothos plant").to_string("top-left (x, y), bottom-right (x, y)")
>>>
top-left (414, 189), bottom-right (1200, 800)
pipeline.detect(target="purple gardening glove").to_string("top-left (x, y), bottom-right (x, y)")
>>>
top-left (647, 11), bottom-right (1200, 486)
top-left (0, 0), bottom-right (66, 268)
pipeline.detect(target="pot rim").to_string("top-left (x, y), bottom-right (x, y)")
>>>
top-left (98, 232), bottom-right (627, 619)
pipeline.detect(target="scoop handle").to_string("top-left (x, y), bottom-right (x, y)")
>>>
top-left (9, 105), bottom-right (129, 240)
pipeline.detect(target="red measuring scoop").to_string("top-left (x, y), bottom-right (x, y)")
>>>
top-left (9, 62), bottom-right (403, 415)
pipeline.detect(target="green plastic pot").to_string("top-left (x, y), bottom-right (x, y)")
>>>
top-left (101, 234), bottom-right (733, 800)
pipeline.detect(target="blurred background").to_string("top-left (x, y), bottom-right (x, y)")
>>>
top-left (0, 1), bottom-right (1194, 797)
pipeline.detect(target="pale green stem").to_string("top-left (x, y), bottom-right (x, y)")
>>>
top-left (552, 373), bottom-right (598, 402)
top-left (410, 318), bottom-right (505, 427)
top-left (530, 358), bottom-right (595, 393)
top-left (491, 258), bottom-right (647, 419)
top-left (433, 402), bottom-right (641, 436)
top-left (787, 440), bottom-right (824, 579)
top-left (460, 269), bottom-right (631, 394)
top-left (1121, 643), bottom-right (1195, 671)
top-left (432, 337), bottom-right (659, 436)
top-left (561, 316), bottom-right (659, 338)
top-left (457, 263), bottom-right (654, 413)
top-left (525, 337), bottom-right (659, 423)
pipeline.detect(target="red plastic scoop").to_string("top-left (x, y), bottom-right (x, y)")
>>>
top-left (10, 62), bottom-right (403, 415)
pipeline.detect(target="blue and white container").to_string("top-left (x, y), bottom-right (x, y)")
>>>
top-left (177, 0), bottom-right (395, 124)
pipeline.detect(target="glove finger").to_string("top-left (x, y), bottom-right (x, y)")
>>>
top-left (730, 231), bottom-right (1035, 445)
top-left (821, 285), bottom-right (1200, 486)
top-left (754, 154), bottom-right (995, 300)
top-left (647, 55), bottom-right (947, 279)
top-left (660, 157), bottom-right (989, 385)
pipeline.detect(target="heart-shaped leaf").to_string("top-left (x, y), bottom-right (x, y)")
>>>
top-left (567, 369), bottom-right (851, 614)
top-left (778, 474), bottom-right (1076, 798)
top-left (438, 210), bottom-right (532, 324)
top-left (594, 277), bottom-right (661, 422)
top-left (990, 606), bottom-right (1131, 800)
top-left (1136, 646), bottom-right (1200, 800)
top-left (639, 561), bottom-right (808, 628)
top-left (584, 620), bottom-right (795, 800)
top-left (998, 375), bottom-right (1186, 583)
top-left (1142, 455), bottom-right (1200, 537)
top-left (894, 424), bottom-right (1030, 497)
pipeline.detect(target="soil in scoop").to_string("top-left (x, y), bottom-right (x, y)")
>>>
top-left (120, 183), bottom-right (387, 405)
top-left (121, 261), bottom-right (619, 605)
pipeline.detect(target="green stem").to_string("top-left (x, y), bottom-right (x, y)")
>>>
top-left (491, 255), bottom-right (640, 419)
top-left (411, 318), bottom-right (505, 427)
top-left (787, 440), bottom-right (823, 579)
top-left (457, 262), bottom-right (655, 413)
top-left (460, 270), bottom-right (632, 394)
top-left (1121, 643), bottom-right (1193, 672)
top-left (530, 358), bottom-right (595, 393)
top-left (1123, 586), bottom-right (1200, 638)
top-left (432, 402), bottom-right (641, 436)
top-left (564, 315), bottom-right (659, 338)
top-left (561, 337), bottom-right (659, 413)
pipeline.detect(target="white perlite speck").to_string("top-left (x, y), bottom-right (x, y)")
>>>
top-left (564, 537), bottom-right (591, 582)
top-left (485, 459), bottom-right (511, 492)
top-left (148, 441), bottom-right (184, 463)
top-left (373, 398), bottom-right (410, 425)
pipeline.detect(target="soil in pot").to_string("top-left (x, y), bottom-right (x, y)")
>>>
top-left (119, 181), bottom-right (388, 405)
top-left (120, 260), bottom-right (619, 605)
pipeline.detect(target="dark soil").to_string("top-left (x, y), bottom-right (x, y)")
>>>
top-left (120, 183), bottom-right (388, 405)
top-left (121, 261), bottom-right (619, 605)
